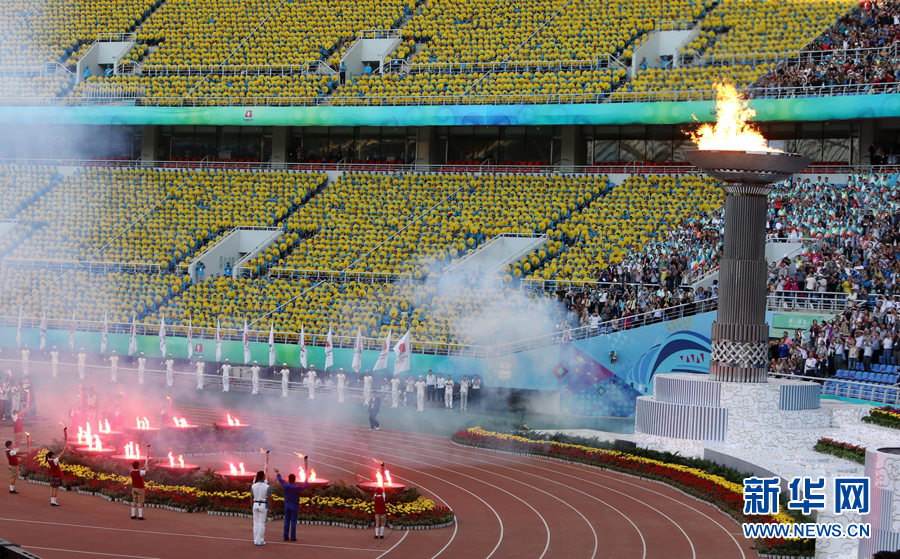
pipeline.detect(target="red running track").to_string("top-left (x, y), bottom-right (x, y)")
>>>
top-left (0, 403), bottom-right (756, 559)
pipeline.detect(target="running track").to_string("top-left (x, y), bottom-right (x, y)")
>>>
top-left (1, 401), bottom-right (756, 559)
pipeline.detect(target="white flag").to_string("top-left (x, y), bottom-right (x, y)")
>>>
top-left (39, 310), bottom-right (47, 350)
top-left (16, 309), bottom-right (22, 348)
top-left (324, 326), bottom-right (333, 370)
top-left (100, 313), bottom-right (109, 353)
top-left (187, 317), bottom-right (194, 359)
top-left (215, 318), bottom-right (222, 362)
top-left (242, 319), bottom-right (251, 364)
top-left (128, 314), bottom-right (137, 355)
top-left (373, 329), bottom-right (391, 371)
top-left (159, 314), bottom-right (167, 356)
top-left (268, 322), bottom-right (276, 367)
top-left (298, 324), bottom-right (307, 368)
top-left (351, 328), bottom-right (363, 373)
top-left (392, 329), bottom-right (411, 374)
top-left (69, 309), bottom-right (76, 350)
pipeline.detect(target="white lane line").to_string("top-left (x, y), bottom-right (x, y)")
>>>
top-left (0, 517), bottom-right (381, 552)
top-left (23, 548), bottom-right (163, 559)
top-left (376, 529), bottom-right (409, 559)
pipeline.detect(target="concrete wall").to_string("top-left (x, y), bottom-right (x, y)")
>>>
top-left (75, 41), bottom-right (134, 82)
top-left (188, 228), bottom-right (283, 283)
top-left (632, 29), bottom-right (697, 73)
top-left (343, 37), bottom-right (401, 75)
top-left (448, 235), bottom-right (547, 277)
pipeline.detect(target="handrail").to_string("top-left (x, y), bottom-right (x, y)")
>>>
top-left (356, 29), bottom-right (402, 40)
top-left (768, 372), bottom-right (900, 405)
top-left (0, 158), bottom-right (894, 176)
top-left (0, 257), bottom-right (161, 274)
top-left (266, 268), bottom-right (416, 283)
top-left (0, 314), bottom-right (489, 358)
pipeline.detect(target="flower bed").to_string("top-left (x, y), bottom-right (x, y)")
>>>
top-left (452, 427), bottom-right (814, 557)
top-left (861, 407), bottom-right (900, 430)
top-left (813, 438), bottom-right (866, 464)
top-left (20, 449), bottom-right (453, 528)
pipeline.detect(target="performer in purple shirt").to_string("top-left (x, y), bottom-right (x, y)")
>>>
top-left (274, 468), bottom-right (309, 541)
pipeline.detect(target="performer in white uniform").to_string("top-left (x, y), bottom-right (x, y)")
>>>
top-left (250, 470), bottom-right (271, 546)
top-left (137, 353), bottom-right (146, 384)
top-left (109, 351), bottom-right (119, 383)
top-left (444, 375), bottom-right (454, 409)
top-left (336, 369), bottom-right (346, 403)
top-left (415, 376), bottom-right (426, 412)
top-left (307, 368), bottom-right (317, 400)
top-left (77, 349), bottom-right (87, 380)
top-left (50, 347), bottom-right (59, 378)
top-left (221, 360), bottom-right (231, 392)
top-left (195, 357), bottom-right (205, 390)
top-left (164, 355), bottom-right (175, 387)
top-left (250, 361), bottom-right (260, 395)
top-left (390, 374), bottom-right (400, 408)
top-left (20, 346), bottom-right (29, 377)
top-left (279, 365), bottom-right (290, 397)
top-left (459, 375), bottom-right (470, 411)
top-left (362, 371), bottom-right (373, 405)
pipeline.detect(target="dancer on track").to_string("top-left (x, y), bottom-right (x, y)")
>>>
top-left (336, 368), bottom-right (346, 403)
top-left (50, 347), bottom-right (59, 379)
top-left (279, 364), bottom-right (290, 397)
top-left (251, 361), bottom-right (260, 395)
top-left (415, 375), bottom-right (426, 412)
top-left (109, 351), bottom-right (119, 383)
top-left (221, 360), bottom-right (232, 392)
top-left (165, 355), bottom-right (175, 387)
top-left (77, 348), bottom-right (86, 381)
top-left (390, 374), bottom-right (400, 408)
top-left (368, 392), bottom-right (382, 430)
top-left (137, 353), bottom-right (146, 385)
top-left (196, 357), bottom-right (205, 390)
top-left (307, 368), bottom-right (317, 400)
top-left (363, 370), bottom-right (373, 405)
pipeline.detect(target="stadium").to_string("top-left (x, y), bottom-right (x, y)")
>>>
top-left (0, 0), bottom-right (900, 557)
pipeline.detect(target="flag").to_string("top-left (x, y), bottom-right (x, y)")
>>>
top-left (268, 322), bottom-right (276, 367)
top-left (128, 314), bottom-right (137, 355)
top-left (159, 314), bottom-right (167, 356)
top-left (243, 319), bottom-right (251, 364)
top-left (16, 309), bottom-right (22, 348)
top-left (69, 309), bottom-right (76, 350)
top-left (100, 313), bottom-right (109, 353)
top-left (187, 317), bottom-right (194, 359)
top-left (392, 329), bottom-right (411, 374)
top-left (324, 326), bottom-right (333, 370)
top-left (373, 329), bottom-right (391, 371)
top-left (39, 311), bottom-right (47, 350)
top-left (215, 318), bottom-right (222, 362)
top-left (351, 328), bottom-right (363, 373)
top-left (298, 324), bottom-right (307, 368)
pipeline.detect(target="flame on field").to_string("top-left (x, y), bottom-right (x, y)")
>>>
top-left (384, 470), bottom-right (392, 487)
top-left (691, 82), bottom-right (780, 153)
top-left (298, 466), bottom-right (307, 483)
top-left (375, 470), bottom-right (383, 488)
top-left (87, 434), bottom-right (103, 451)
top-left (229, 462), bottom-right (246, 475)
top-left (98, 419), bottom-right (111, 433)
top-left (167, 452), bottom-right (185, 468)
top-left (136, 417), bottom-right (150, 430)
top-left (124, 442), bottom-right (141, 460)
top-left (226, 414), bottom-right (241, 426)
top-left (309, 469), bottom-right (317, 482)
top-left (172, 417), bottom-right (188, 428)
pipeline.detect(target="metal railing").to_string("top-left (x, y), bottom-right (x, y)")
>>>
top-left (356, 29), bottom-right (402, 40)
top-left (0, 315), bottom-right (488, 358)
top-left (768, 372), bottom-right (900, 405)
top-left (0, 258), bottom-right (161, 274)
top-left (399, 56), bottom-right (622, 75)
top-left (521, 278), bottom-right (699, 292)
top-left (266, 268), bottom-right (415, 283)
top-left (491, 297), bottom-right (720, 356)
top-left (133, 62), bottom-right (335, 77)
top-left (766, 291), bottom-right (853, 313)
top-left (656, 20), bottom-right (699, 32)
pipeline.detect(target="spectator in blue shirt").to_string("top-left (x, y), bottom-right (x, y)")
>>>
top-left (275, 468), bottom-right (308, 541)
